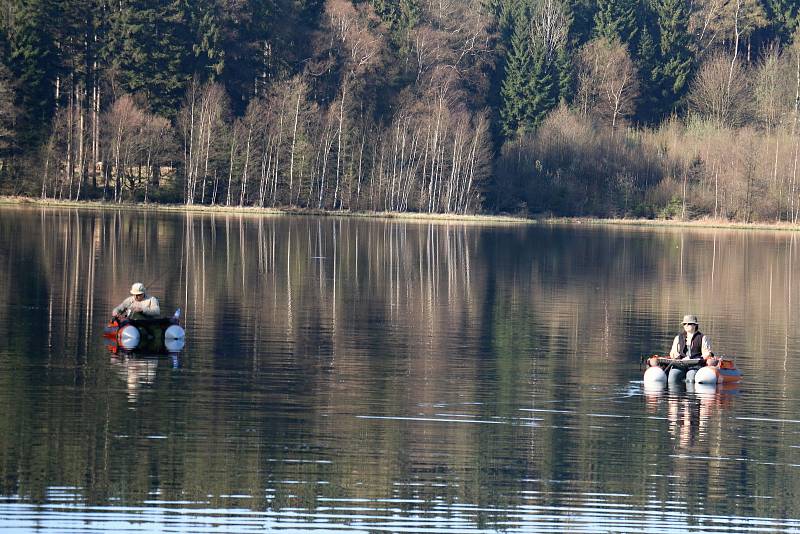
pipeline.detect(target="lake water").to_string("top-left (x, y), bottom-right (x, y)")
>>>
top-left (2, 206), bottom-right (800, 533)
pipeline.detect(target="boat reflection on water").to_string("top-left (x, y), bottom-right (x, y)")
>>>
top-left (644, 381), bottom-right (739, 450)
top-left (105, 326), bottom-right (183, 402)
top-left (108, 352), bottom-right (181, 402)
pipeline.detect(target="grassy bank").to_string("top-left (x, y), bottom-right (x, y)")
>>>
top-left (0, 196), bottom-right (530, 225)
top-left (555, 216), bottom-right (800, 233)
top-left (3, 195), bottom-right (800, 232)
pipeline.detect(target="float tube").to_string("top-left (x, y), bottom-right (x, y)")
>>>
top-left (104, 310), bottom-right (186, 353)
top-left (643, 355), bottom-right (741, 386)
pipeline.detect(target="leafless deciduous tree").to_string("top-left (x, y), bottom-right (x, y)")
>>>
top-left (690, 0), bottom-right (767, 58)
top-left (178, 81), bottom-right (228, 205)
top-left (753, 45), bottom-right (793, 132)
top-left (530, 0), bottom-right (569, 63)
top-left (576, 37), bottom-right (640, 134)
top-left (689, 52), bottom-right (752, 127)
top-left (100, 95), bottom-right (174, 202)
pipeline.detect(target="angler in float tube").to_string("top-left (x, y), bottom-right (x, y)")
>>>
top-left (112, 282), bottom-right (161, 320)
top-left (667, 314), bottom-right (715, 382)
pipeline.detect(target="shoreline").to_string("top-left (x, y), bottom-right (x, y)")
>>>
top-left (3, 195), bottom-right (800, 232)
top-left (0, 196), bottom-right (531, 225)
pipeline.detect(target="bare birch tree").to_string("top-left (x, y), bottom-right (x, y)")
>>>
top-left (178, 81), bottom-right (228, 204)
top-left (689, 52), bottom-right (752, 126)
top-left (576, 37), bottom-right (640, 134)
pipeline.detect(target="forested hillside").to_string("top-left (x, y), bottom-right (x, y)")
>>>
top-left (1, 0), bottom-right (799, 221)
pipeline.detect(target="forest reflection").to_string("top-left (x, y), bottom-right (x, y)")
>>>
top-left (2, 206), bottom-right (800, 526)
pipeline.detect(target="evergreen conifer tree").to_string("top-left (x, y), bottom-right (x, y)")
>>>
top-left (634, 24), bottom-right (657, 121)
top-left (0, 62), bottom-right (18, 161)
top-left (110, 0), bottom-right (193, 117)
top-left (554, 46), bottom-right (574, 103)
top-left (6, 0), bottom-right (58, 141)
top-left (215, 0), bottom-right (278, 112)
top-left (593, 0), bottom-right (638, 45)
top-left (500, 17), bottom-right (533, 137)
top-left (650, 0), bottom-right (692, 119)
top-left (191, 0), bottom-right (225, 79)
top-left (764, 0), bottom-right (800, 43)
top-left (567, 0), bottom-right (596, 45)
top-left (371, 0), bottom-right (419, 35)
top-left (499, 12), bottom-right (556, 138)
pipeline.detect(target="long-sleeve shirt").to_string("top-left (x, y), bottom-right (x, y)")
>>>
top-left (669, 332), bottom-right (712, 359)
top-left (113, 295), bottom-right (161, 318)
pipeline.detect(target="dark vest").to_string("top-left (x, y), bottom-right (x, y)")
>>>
top-left (678, 331), bottom-right (704, 358)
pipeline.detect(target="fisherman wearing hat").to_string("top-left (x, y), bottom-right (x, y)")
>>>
top-left (665, 314), bottom-right (715, 382)
top-left (112, 282), bottom-right (161, 320)
top-left (669, 314), bottom-right (713, 360)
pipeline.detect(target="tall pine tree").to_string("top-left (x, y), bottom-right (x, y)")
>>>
top-left (0, 62), bottom-right (18, 163)
top-left (6, 0), bottom-right (59, 141)
top-left (593, 0), bottom-right (638, 45)
top-left (649, 0), bottom-right (692, 119)
top-left (567, 0), bottom-right (597, 45)
top-left (499, 11), bottom-right (557, 138)
top-left (216, 0), bottom-right (277, 112)
top-left (110, 0), bottom-right (194, 117)
top-left (764, 0), bottom-right (800, 43)
top-left (190, 0), bottom-right (225, 80)
top-left (371, 0), bottom-right (419, 35)
top-left (634, 23), bottom-right (657, 122)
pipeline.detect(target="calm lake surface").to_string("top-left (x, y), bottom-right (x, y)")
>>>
top-left (2, 206), bottom-right (800, 533)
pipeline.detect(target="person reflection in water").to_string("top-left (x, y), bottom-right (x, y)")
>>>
top-left (112, 282), bottom-right (161, 320)
top-left (667, 393), bottom-right (710, 449)
top-left (668, 314), bottom-right (714, 381)
top-left (109, 354), bottom-right (159, 403)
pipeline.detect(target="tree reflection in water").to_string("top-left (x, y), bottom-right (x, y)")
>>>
top-left (1, 206), bottom-right (800, 530)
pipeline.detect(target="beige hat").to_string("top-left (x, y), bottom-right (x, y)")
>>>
top-left (130, 282), bottom-right (146, 295)
top-left (682, 314), bottom-right (699, 325)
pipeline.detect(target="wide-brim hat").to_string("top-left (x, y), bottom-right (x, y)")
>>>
top-left (682, 314), bottom-right (699, 325)
top-left (130, 282), bottom-right (146, 295)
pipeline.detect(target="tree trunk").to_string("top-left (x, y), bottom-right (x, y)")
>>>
top-left (91, 80), bottom-right (99, 191)
top-left (226, 128), bottom-right (237, 206)
top-left (185, 88), bottom-right (197, 204)
top-left (289, 88), bottom-right (301, 206)
top-left (334, 81), bottom-right (347, 210)
top-left (356, 130), bottom-right (365, 208)
top-left (239, 125), bottom-right (252, 206)
top-left (76, 83), bottom-right (85, 201)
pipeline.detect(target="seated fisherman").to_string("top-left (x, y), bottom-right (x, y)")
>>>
top-left (669, 314), bottom-right (713, 360)
top-left (112, 282), bottom-right (161, 320)
top-left (667, 314), bottom-right (714, 382)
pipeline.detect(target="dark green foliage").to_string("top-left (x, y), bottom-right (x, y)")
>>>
top-left (499, 16), bottom-right (557, 138)
top-left (554, 46), bottom-right (574, 103)
top-left (593, 0), bottom-right (638, 45)
top-left (5, 0), bottom-right (58, 139)
top-left (649, 0), bottom-right (692, 119)
top-left (566, 0), bottom-right (596, 45)
top-left (370, 0), bottom-right (419, 35)
top-left (635, 24), bottom-right (657, 122)
top-left (764, 0), bottom-right (800, 43)
top-left (216, 0), bottom-right (274, 111)
top-left (191, 0), bottom-right (225, 79)
top-left (0, 62), bottom-right (17, 159)
top-left (109, 0), bottom-right (194, 117)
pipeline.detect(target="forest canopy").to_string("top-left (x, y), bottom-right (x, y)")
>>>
top-left (1, 0), bottom-right (799, 222)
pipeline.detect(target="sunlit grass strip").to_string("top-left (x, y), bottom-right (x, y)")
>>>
top-left (6, 195), bottom-right (800, 231)
top-left (0, 195), bottom-right (530, 225)
top-left (546, 216), bottom-right (800, 232)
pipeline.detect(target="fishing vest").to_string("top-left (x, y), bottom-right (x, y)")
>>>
top-left (678, 331), bottom-right (704, 358)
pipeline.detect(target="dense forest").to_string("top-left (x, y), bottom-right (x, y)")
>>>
top-left (0, 0), bottom-right (799, 221)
